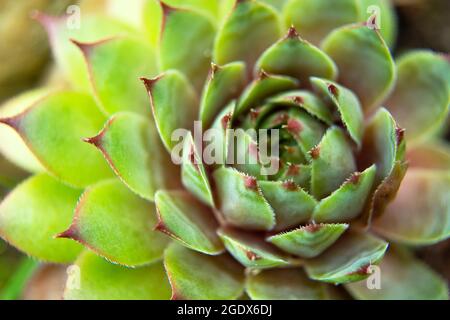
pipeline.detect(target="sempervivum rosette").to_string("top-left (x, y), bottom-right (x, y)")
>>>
top-left (0, 0), bottom-right (449, 300)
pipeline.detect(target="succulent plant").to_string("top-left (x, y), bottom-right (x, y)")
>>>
top-left (0, 0), bottom-right (449, 300)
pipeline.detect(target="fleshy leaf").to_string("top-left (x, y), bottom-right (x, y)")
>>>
top-left (35, 13), bottom-right (133, 90)
top-left (64, 251), bottom-right (171, 300)
top-left (384, 51), bottom-right (450, 143)
top-left (268, 224), bottom-right (348, 258)
top-left (142, 70), bottom-right (198, 151)
top-left (85, 112), bottom-right (178, 201)
top-left (75, 37), bottom-right (158, 115)
top-left (0, 91), bottom-right (113, 188)
top-left (181, 132), bottom-right (214, 206)
top-left (155, 190), bottom-right (223, 255)
top-left (164, 242), bottom-right (244, 300)
top-left (311, 127), bottom-right (357, 199)
top-left (313, 165), bottom-right (376, 223)
top-left (218, 228), bottom-right (290, 269)
top-left (407, 142), bottom-right (450, 171)
top-left (322, 24), bottom-right (395, 111)
top-left (59, 180), bottom-right (169, 267)
top-left (0, 174), bottom-right (83, 263)
top-left (213, 167), bottom-right (275, 231)
top-left (214, 0), bottom-right (281, 70)
top-left (229, 129), bottom-right (264, 179)
top-left (246, 268), bottom-right (327, 300)
top-left (305, 231), bottom-right (389, 284)
top-left (283, 0), bottom-right (359, 46)
top-left (346, 246), bottom-right (448, 300)
top-left (373, 170), bottom-right (450, 245)
top-left (159, 3), bottom-right (216, 91)
top-left (311, 77), bottom-right (364, 146)
top-left (278, 164), bottom-right (311, 190)
top-left (268, 90), bottom-right (334, 125)
top-left (255, 26), bottom-right (337, 84)
top-left (235, 73), bottom-right (299, 117)
top-left (259, 180), bottom-right (317, 231)
top-left (200, 62), bottom-right (247, 127)
top-left (0, 88), bottom-right (50, 172)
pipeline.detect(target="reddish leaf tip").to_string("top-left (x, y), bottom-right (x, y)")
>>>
top-left (303, 224), bottom-right (322, 233)
top-left (348, 172), bottom-right (362, 185)
top-left (286, 25), bottom-right (300, 39)
top-left (282, 180), bottom-right (298, 191)
top-left (141, 75), bottom-right (164, 92)
top-left (250, 108), bottom-right (260, 121)
top-left (309, 146), bottom-right (321, 160)
top-left (257, 69), bottom-right (270, 80)
top-left (287, 164), bottom-right (300, 176)
top-left (327, 84), bottom-right (339, 97)
top-left (83, 134), bottom-right (103, 148)
top-left (159, 1), bottom-right (176, 16)
top-left (221, 113), bottom-right (232, 130)
top-left (246, 251), bottom-right (261, 261)
top-left (396, 127), bottom-right (405, 145)
top-left (243, 176), bottom-right (258, 191)
top-left (286, 118), bottom-right (303, 136)
top-left (291, 96), bottom-right (304, 105)
top-left (0, 116), bottom-right (21, 130)
top-left (55, 227), bottom-right (79, 240)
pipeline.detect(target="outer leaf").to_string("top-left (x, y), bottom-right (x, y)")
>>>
top-left (59, 180), bottom-right (169, 267)
top-left (313, 165), bottom-right (376, 223)
top-left (255, 27), bottom-right (337, 84)
top-left (305, 231), bottom-right (388, 284)
top-left (0, 257), bottom-right (40, 300)
top-left (246, 268), bottom-right (327, 300)
top-left (75, 37), bottom-right (158, 115)
top-left (164, 243), bottom-right (244, 300)
top-left (384, 51), bottom-right (450, 143)
top-left (311, 77), bottom-right (364, 146)
top-left (283, 0), bottom-right (359, 46)
top-left (218, 228), bottom-right (290, 269)
top-left (0, 92), bottom-right (113, 188)
top-left (259, 180), bottom-right (317, 231)
top-left (159, 3), bottom-right (216, 91)
top-left (155, 190), bottom-right (223, 255)
top-left (213, 167), bottom-right (275, 231)
top-left (0, 89), bottom-right (52, 173)
top-left (36, 13), bottom-right (132, 90)
top-left (142, 70), bottom-right (198, 151)
top-left (214, 0), bottom-right (281, 70)
top-left (236, 73), bottom-right (299, 117)
top-left (346, 246), bottom-right (448, 300)
top-left (373, 170), bottom-right (450, 245)
top-left (359, 0), bottom-right (397, 47)
top-left (0, 174), bottom-right (82, 263)
top-left (64, 251), bottom-right (171, 300)
top-left (85, 112), bottom-right (178, 201)
top-left (268, 224), bottom-right (348, 258)
top-left (322, 24), bottom-right (395, 111)
top-left (311, 127), bottom-right (357, 199)
top-left (200, 62), bottom-right (247, 127)
top-left (407, 142), bottom-right (450, 171)
top-left (181, 132), bottom-right (214, 206)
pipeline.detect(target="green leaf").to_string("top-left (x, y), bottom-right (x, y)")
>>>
top-left (311, 127), bottom-right (357, 199)
top-left (213, 167), bottom-right (275, 231)
top-left (305, 231), bottom-right (388, 284)
top-left (0, 91), bottom-right (113, 188)
top-left (164, 242), bottom-right (244, 300)
top-left (384, 51), bottom-right (450, 143)
top-left (142, 70), bottom-right (198, 151)
top-left (75, 37), bottom-right (158, 115)
top-left (59, 180), bottom-right (169, 267)
top-left (278, 164), bottom-right (311, 190)
top-left (35, 13), bottom-right (133, 90)
top-left (313, 165), bottom-right (376, 223)
top-left (283, 0), bottom-right (359, 46)
top-left (0, 174), bottom-right (83, 263)
top-left (259, 180), bottom-right (317, 231)
top-left (218, 228), bottom-right (290, 269)
top-left (236, 73), bottom-right (299, 117)
top-left (200, 62), bottom-right (247, 127)
top-left (181, 132), bottom-right (214, 206)
top-left (0, 88), bottom-right (51, 172)
top-left (246, 268), bottom-right (327, 300)
top-left (311, 77), bottom-right (364, 146)
top-left (214, 0), bottom-right (281, 70)
top-left (64, 251), bottom-right (171, 300)
top-left (346, 246), bottom-right (448, 300)
top-left (155, 190), bottom-right (223, 255)
top-left (268, 90), bottom-right (334, 125)
top-left (256, 26), bottom-right (337, 85)
top-left (0, 257), bottom-right (40, 300)
top-left (159, 3), bottom-right (216, 91)
top-left (322, 24), bottom-right (395, 111)
top-left (267, 224), bottom-right (348, 258)
top-left (85, 112), bottom-right (178, 201)
top-left (373, 170), bottom-right (450, 245)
